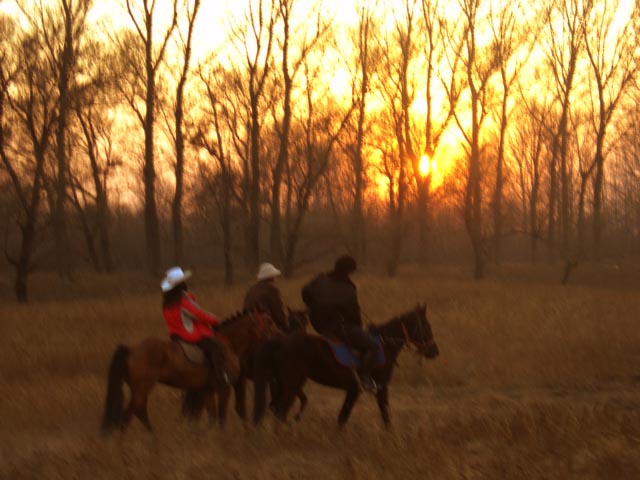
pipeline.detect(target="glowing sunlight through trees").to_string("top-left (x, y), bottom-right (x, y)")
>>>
top-left (1, 0), bottom-right (640, 298)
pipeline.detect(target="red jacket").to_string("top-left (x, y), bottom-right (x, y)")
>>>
top-left (163, 292), bottom-right (220, 342)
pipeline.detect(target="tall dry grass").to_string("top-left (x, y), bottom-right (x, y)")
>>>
top-left (1, 264), bottom-right (639, 479)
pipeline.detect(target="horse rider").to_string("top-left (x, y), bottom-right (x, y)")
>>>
top-left (301, 255), bottom-right (378, 393)
top-left (243, 262), bottom-right (289, 332)
top-left (161, 266), bottom-right (226, 387)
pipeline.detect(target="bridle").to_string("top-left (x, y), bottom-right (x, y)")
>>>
top-left (384, 309), bottom-right (435, 354)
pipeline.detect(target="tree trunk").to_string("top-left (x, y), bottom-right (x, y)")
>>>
top-left (172, 0), bottom-right (199, 265)
top-left (248, 91), bottom-right (261, 271)
top-left (416, 176), bottom-right (430, 264)
top-left (97, 200), bottom-right (114, 273)
top-left (13, 150), bottom-right (46, 302)
top-left (270, 12), bottom-right (292, 265)
top-left (592, 150), bottom-right (605, 261)
top-left (172, 101), bottom-right (184, 265)
top-left (222, 170), bottom-right (234, 285)
top-left (530, 173), bottom-right (539, 264)
top-left (144, 41), bottom-right (161, 274)
top-left (53, 6), bottom-right (74, 279)
top-left (468, 83), bottom-right (483, 279)
top-left (81, 217), bottom-right (101, 272)
top-left (577, 174), bottom-right (588, 257)
top-left (493, 86), bottom-right (508, 265)
top-left (547, 156), bottom-right (557, 263)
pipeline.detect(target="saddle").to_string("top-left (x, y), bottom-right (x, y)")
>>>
top-left (175, 339), bottom-right (206, 364)
top-left (321, 335), bottom-right (386, 368)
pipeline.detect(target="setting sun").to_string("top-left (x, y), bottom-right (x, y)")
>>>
top-left (419, 155), bottom-right (436, 177)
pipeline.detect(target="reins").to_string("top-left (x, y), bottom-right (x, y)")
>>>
top-left (380, 310), bottom-right (434, 354)
top-left (216, 309), bottom-right (272, 345)
top-left (249, 308), bottom-right (274, 341)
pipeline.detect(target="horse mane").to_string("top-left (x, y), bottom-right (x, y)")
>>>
top-left (368, 306), bottom-right (420, 334)
top-left (219, 307), bottom-right (267, 328)
top-left (219, 309), bottom-right (250, 326)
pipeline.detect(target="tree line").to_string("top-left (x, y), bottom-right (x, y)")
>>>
top-left (1, 0), bottom-right (639, 302)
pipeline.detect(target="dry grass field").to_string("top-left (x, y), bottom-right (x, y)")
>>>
top-left (1, 264), bottom-right (639, 479)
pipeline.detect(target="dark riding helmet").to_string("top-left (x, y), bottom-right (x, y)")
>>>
top-left (333, 254), bottom-right (357, 276)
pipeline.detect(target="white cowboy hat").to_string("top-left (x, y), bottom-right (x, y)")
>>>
top-left (161, 266), bottom-right (192, 292)
top-left (257, 263), bottom-right (281, 281)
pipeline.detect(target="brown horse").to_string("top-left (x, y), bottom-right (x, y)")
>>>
top-left (253, 305), bottom-right (439, 428)
top-left (101, 309), bottom-right (278, 433)
top-left (182, 308), bottom-right (309, 425)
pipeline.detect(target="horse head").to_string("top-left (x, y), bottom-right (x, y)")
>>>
top-left (410, 303), bottom-right (439, 359)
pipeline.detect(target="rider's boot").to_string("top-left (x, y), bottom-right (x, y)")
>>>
top-left (357, 349), bottom-right (377, 394)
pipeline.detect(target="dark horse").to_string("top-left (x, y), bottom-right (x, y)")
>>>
top-left (101, 309), bottom-right (279, 433)
top-left (182, 307), bottom-right (310, 424)
top-left (253, 304), bottom-right (439, 427)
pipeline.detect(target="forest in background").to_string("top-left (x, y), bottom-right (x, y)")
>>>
top-left (2, 0), bottom-right (640, 302)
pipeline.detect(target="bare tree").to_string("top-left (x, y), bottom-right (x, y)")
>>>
top-left (569, 110), bottom-right (595, 256)
top-left (15, 0), bottom-right (92, 278)
top-left (510, 97), bottom-right (552, 263)
top-left (1, 23), bottom-right (58, 301)
top-left (73, 100), bottom-right (119, 272)
top-left (488, 0), bottom-right (533, 263)
top-left (542, 0), bottom-right (591, 259)
top-left (121, 0), bottom-right (178, 274)
top-left (445, 0), bottom-right (499, 279)
top-left (281, 62), bottom-right (354, 276)
top-left (229, 0), bottom-right (277, 270)
top-left (269, 0), bottom-right (330, 265)
top-left (583, 0), bottom-right (638, 260)
top-left (375, 0), bottom-right (421, 276)
top-left (344, 0), bottom-right (379, 263)
top-left (167, 0), bottom-right (201, 265)
top-left (191, 64), bottom-right (243, 285)
top-left (414, 0), bottom-right (459, 264)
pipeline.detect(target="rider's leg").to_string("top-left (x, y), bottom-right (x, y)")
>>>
top-left (343, 326), bottom-right (378, 393)
top-left (197, 337), bottom-right (223, 388)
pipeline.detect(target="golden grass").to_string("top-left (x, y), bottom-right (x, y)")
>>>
top-left (1, 265), bottom-right (639, 479)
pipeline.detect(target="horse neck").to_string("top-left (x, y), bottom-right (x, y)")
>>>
top-left (219, 315), bottom-right (255, 354)
top-left (370, 313), bottom-right (414, 359)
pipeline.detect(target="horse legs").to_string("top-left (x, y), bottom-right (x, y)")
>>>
top-left (337, 387), bottom-right (360, 427)
top-left (217, 384), bottom-right (231, 428)
top-left (274, 383), bottom-right (301, 422)
top-left (135, 403), bottom-right (153, 432)
top-left (233, 374), bottom-right (247, 421)
top-left (273, 369), bottom-right (308, 423)
top-left (375, 384), bottom-right (391, 428)
top-left (268, 378), bottom-right (280, 413)
top-left (294, 390), bottom-right (308, 422)
top-left (122, 387), bottom-right (153, 432)
top-left (121, 399), bottom-right (135, 431)
top-left (204, 392), bottom-right (218, 427)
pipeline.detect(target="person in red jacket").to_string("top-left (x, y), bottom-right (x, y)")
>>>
top-left (161, 266), bottom-right (224, 386)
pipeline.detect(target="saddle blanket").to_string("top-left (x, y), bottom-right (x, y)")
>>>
top-left (177, 340), bottom-right (206, 364)
top-left (322, 335), bottom-right (386, 368)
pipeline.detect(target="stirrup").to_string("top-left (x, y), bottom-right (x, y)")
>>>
top-left (361, 376), bottom-right (377, 394)
top-left (354, 370), bottom-right (377, 394)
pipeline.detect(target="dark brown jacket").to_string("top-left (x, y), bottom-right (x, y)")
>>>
top-left (243, 280), bottom-right (288, 331)
top-left (301, 273), bottom-right (361, 334)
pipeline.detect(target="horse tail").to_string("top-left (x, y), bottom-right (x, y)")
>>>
top-left (101, 344), bottom-right (130, 434)
top-left (252, 338), bottom-right (281, 425)
top-left (181, 390), bottom-right (208, 421)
